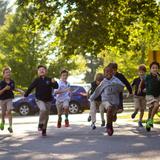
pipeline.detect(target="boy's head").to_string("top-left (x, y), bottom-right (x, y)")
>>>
top-left (60, 70), bottom-right (69, 82)
top-left (2, 67), bottom-right (11, 79)
top-left (104, 66), bottom-right (114, 79)
top-left (149, 61), bottom-right (160, 76)
top-left (95, 73), bottom-right (104, 85)
top-left (37, 65), bottom-right (47, 77)
top-left (138, 64), bottom-right (146, 77)
top-left (108, 62), bottom-right (118, 75)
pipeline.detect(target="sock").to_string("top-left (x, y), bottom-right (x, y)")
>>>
top-left (58, 115), bottom-right (62, 122)
top-left (65, 114), bottom-right (68, 120)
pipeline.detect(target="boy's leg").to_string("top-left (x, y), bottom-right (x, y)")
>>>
top-left (56, 102), bottom-right (63, 128)
top-left (117, 92), bottom-right (123, 113)
top-left (138, 97), bottom-right (146, 127)
top-left (151, 101), bottom-right (159, 120)
top-left (0, 100), bottom-right (6, 130)
top-left (36, 100), bottom-right (47, 131)
top-left (6, 99), bottom-right (13, 133)
top-left (63, 100), bottom-right (70, 127)
top-left (131, 97), bottom-right (139, 119)
top-left (43, 102), bottom-right (51, 131)
top-left (106, 106), bottom-right (114, 136)
top-left (99, 103), bottom-right (105, 126)
top-left (90, 101), bottom-right (97, 129)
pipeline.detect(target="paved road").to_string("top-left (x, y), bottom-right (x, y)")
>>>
top-left (0, 113), bottom-right (160, 160)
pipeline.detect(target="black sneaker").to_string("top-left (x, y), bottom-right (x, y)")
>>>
top-left (8, 127), bottom-right (13, 133)
top-left (101, 120), bottom-right (105, 127)
top-left (131, 112), bottom-right (137, 119)
top-left (88, 116), bottom-right (91, 122)
top-left (38, 124), bottom-right (43, 131)
top-left (42, 129), bottom-right (47, 136)
top-left (91, 123), bottom-right (96, 130)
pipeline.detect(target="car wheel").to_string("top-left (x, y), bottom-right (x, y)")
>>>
top-left (69, 102), bottom-right (80, 114)
top-left (18, 103), bottom-right (31, 116)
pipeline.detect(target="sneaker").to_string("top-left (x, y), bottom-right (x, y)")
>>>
top-left (101, 120), bottom-right (105, 127)
top-left (148, 119), bottom-right (153, 128)
top-left (42, 129), bottom-right (47, 136)
top-left (0, 123), bottom-right (4, 131)
top-left (138, 121), bottom-right (143, 127)
top-left (146, 119), bottom-right (153, 132)
top-left (8, 127), bottom-right (13, 133)
top-left (131, 112), bottom-right (137, 119)
top-left (91, 123), bottom-right (96, 130)
top-left (106, 125), bottom-right (114, 136)
top-left (57, 120), bottom-right (62, 128)
top-left (65, 119), bottom-right (69, 127)
top-left (38, 124), bottom-right (43, 131)
top-left (88, 116), bottom-right (91, 122)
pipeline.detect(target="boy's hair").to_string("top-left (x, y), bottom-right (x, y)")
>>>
top-left (37, 65), bottom-right (47, 70)
top-left (108, 62), bottom-right (118, 70)
top-left (104, 65), bottom-right (113, 73)
top-left (95, 73), bottom-right (104, 82)
top-left (138, 64), bottom-right (146, 72)
top-left (2, 67), bottom-right (11, 74)
top-left (149, 61), bottom-right (160, 69)
top-left (61, 69), bottom-right (69, 75)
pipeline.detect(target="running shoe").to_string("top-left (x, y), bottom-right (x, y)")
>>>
top-left (65, 119), bottom-right (69, 127)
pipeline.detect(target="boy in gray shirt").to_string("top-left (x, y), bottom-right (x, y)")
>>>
top-left (90, 66), bottom-right (124, 136)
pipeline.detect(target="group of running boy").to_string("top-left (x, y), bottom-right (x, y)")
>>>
top-left (0, 61), bottom-right (160, 136)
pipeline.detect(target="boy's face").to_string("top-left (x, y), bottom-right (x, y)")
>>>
top-left (38, 67), bottom-right (47, 77)
top-left (96, 80), bottom-right (100, 85)
top-left (138, 70), bottom-right (146, 77)
top-left (104, 67), bottom-right (113, 79)
top-left (150, 64), bottom-right (159, 76)
top-left (3, 69), bottom-right (11, 79)
top-left (112, 69), bottom-right (117, 75)
top-left (61, 72), bottom-right (68, 81)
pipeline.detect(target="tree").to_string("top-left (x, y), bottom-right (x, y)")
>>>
top-left (0, 10), bottom-right (51, 87)
top-left (0, 0), bottom-right (8, 25)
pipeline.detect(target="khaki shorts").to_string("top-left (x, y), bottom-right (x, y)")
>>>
top-left (36, 99), bottom-right (51, 112)
top-left (100, 101), bottom-right (117, 114)
top-left (134, 96), bottom-right (146, 110)
top-left (146, 95), bottom-right (160, 108)
top-left (0, 99), bottom-right (13, 112)
top-left (56, 100), bottom-right (70, 114)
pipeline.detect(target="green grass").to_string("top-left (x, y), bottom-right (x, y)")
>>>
top-left (118, 112), bottom-right (160, 124)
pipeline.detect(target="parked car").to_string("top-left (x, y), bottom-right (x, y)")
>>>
top-left (13, 85), bottom-right (90, 116)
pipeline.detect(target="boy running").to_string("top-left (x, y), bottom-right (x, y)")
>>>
top-left (24, 65), bottom-right (58, 136)
top-left (0, 67), bottom-right (24, 133)
top-left (131, 64), bottom-right (146, 127)
top-left (108, 62), bottom-right (132, 113)
top-left (140, 62), bottom-right (160, 132)
top-left (89, 73), bottom-right (104, 129)
top-left (55, 70), bottom-right (70, 128)
top-left (90, 66), bottom-right (124, 136)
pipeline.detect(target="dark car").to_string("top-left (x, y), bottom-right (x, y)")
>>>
top-left (13, 85), bottom-right (90, 116)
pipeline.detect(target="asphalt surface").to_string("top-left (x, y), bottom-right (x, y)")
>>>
top-left (0, 113), bottom-right (160, 160)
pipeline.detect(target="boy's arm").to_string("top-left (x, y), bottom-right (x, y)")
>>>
top-left (120, 74), bottom-right (132, 94)
top-left (24, 79), bottom-right (38, 97)
top-left (0, 85), bottom-right (10, 95)
top-left (51, 78), bottom-right (59, 89)
top-left (14, 88), bottom-right (25, 95)
top-left (90, 82), bottom-right (104, 101)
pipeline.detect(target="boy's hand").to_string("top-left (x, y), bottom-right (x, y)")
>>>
top-left (4, 85), bottom-right (11, 91)
top-left (127, 93), bottom-right (133, 98)
top-left (51, 78), bottom-right (56, 83)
